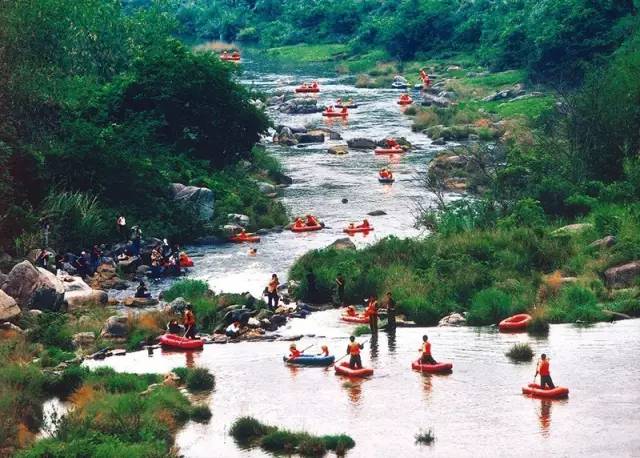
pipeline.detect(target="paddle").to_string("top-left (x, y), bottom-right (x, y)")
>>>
top-left (285, 344), bottom-right (314, 363)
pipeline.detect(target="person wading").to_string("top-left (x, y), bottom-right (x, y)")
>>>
top-left (267, 273), bottom-right (280, 309)
top-left (183, 305), bottom-right (197, 339)
top-left (346, 336), bottom-right (364, 369)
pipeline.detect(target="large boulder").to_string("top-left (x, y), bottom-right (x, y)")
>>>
top-left (347, 138), bottom-right (377, 149)
top-left (328, 145), bottom-right (349, 155)
top-left (169, 183), bottom-right (215, 220)
top-left (482, 84), bottom-right (526, 102)
top-left (117, 256), bottom-right (141, 274)
top-left (589, 235), bottom-right (616, 249)
top-left (227, 214), bottom-right (250, 227)
top-left (256, 181), bottom-right (277, 195)
top-left (65, 289), bottom-right (108, 310)
top-left (89, 263), bottom-right (129, 290)
top-left (1, 261), bottom-right (64, 311)
top-left (604, 261), bottom-right (640, 289)
top-left (101, 315), bottom-right (129, 338)
top-left (123, 297), bottom-right (159, 308)
top-left (59, 275), bottom-right (91, 293)
top-left (278, 98), bottom-right (324, 114)
top-left (0, 290), bottom-right (20, 321)
top-left (73, 332), bottom-right (96, 348)
top-left (438, 313), bottom-right (467, 327)
top-left (421, 93), bottom-right (451, 108)
top-left (328, 238), bottom-right (356, 251)
top-left (295, 131), bottom-right (325, 144)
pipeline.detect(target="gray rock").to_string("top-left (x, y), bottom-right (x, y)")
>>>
top-left (328, 145), bottom-right (349, 155)
top-left (604, 261), bottom-right (640, 289)
top-left (257, 182), bottom-right (276, 194)
top-left (329, 131), bottom-right (342, 140)
top-left (123, 297), bottom-right (159, 307)
top-left (295, 131), bottom-right (325, 144)
top-left (367, 210), bottom-right (387, 216)
top-left (227, 214), bottom-right (250, 226)
top-left (0, 290), bottom-right (20, 321)
top-left (117, 255), bottom-right (140, 274)
top-left (278, 98), bottom-right (324, 114)
top-left (0, 272), bottom-right (7, 287)
top-left (73, 331), bottom-right (96, 347)
top-left (169, 183), bottom-right (215, 220)
top-left (552, 223), bottom-right (593, 235)
top-left (60, 276), bottom-right (91, 292)
top-left (431, 138), bottom-right (446, 146)
top-left (589, 235), bottom-right (616, 249)
top-left (169, 297), bottom-right (190, 312)
top-left (328, 238), bottom-right (356, 250)
top-left (421, 93), bottom-right (450, 107)
top-left (65, 289), bottom-right (108, 310)
top-left (136, 265), bottom-right (150, 276)
top-left (221, 224), bottom-right (243, 235)
top-left (1, 261), bottom-right (64, 311)
top-left (256, 229), bottom-right (269, 235)
top-left (101, 315), bottom-right (129, 338)
top-left (0, 321), bottom-right (23, 333)
top-left (438, 313), bottom-right (467, 327)
top-left (347, 138), bottom-right (377, 149)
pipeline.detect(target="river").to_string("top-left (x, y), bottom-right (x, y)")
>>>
top-left (87, 54), bottom-right (640, 457)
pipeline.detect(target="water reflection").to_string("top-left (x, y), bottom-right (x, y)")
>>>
top-left (538, 400), bottom-right (552, 436)
top-left (421, 374), bottom-right (433, 400)
top-left (342, 379), bottom-right (363, 405)
top-left (386, 328), bottom-right (397, 353)
top-left (370, 335), bottom-right (379, 361)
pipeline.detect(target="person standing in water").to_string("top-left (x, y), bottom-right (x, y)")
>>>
top-left (346, 336), bottom-right (364, 369)
top-left (365, 295), bottom-right (378, 333)
top-left (536, 354), bottom-right (555, 389)
top-left (183, 304), bottom-right (197, 339)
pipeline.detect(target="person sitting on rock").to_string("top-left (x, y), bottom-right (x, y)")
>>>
top-left (420, 335), bottom-right (438, 365)
top-left (226, 320), bottom-right (241, 338)
top-left (167, 319), bottom-right (181, 334)
top-left (135, 281), bottom-right (151, 299)
top-left (288, 343), bottom-right (302, 359)
top-left (183, 304), bottom-right (197, 339)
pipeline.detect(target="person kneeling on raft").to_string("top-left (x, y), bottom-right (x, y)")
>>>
top-left (345, 305), bottom-right (357, 317)
top-left (289, 343), bottom-right (302, 359)
top-left (420, 335), bottom-right (438, 364)
top-left (347, 336), bottom-right (364, 369)
top-left (535, 353), bottom-right (555, 389)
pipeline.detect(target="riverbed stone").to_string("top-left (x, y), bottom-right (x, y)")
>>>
top-left (0, 290), bottom-right (20, 321)
top-left (296, 131), bottom-right (325, 144)
top-left (1, 261), bottom-right (65, 311)
top-left (438, 313), bottom-right (467, 327)
top-left (123, 296), bottom-right (159, 307)
top-left (89, 263), bottom-right (129, 290)
top-left (73, 332), bottom-right (96, 348)
top-left (328, 145), bottom-right (349, 155)
top-left (227, 214), bottom-right (250, 226)
top-left (604, 261), bottom-right (640, 289)
top-left (65, 289), bottom-right (108, 310)
top-left (589, 235), bottom-right (616, 249)
top-left (328, 238), bottom-right (356, 250)
top-left (367, 210), bottom-right (387, 216)
top-left (347, 137), bottom-right (377, 149)
top-left (257, 181), bottom-right (277, 195)
top-left (169, 183), bottom-right (215, 220)
top-left (101, 315), bottom-right (129, 338)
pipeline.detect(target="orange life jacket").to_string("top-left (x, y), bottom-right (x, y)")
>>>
top-left (539, 360), bottom-right (550, 376)
top-left (422, 341), bottom-right (431, 356)
top-left (289, 349), bottom-right (301, 358)
top-left (184, 310), bottom-right (196, 326)
top-left (348, 342), bottom-right (361, 355)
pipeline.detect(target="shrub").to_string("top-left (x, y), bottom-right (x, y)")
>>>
top-left (260, 430), bottom-right (300, 453)
top-left (412, 110), bottom-right (440, 131)
top-left (38, 347), bottom-right (75, 368)
top-left (610, 299), bottom-right (640, 317)
top-left (298, 436), bottom-right (327, 457)
top-left (86, 367), bottom-right (160, 393)
top-left (399, 297), bottom-right (441, 326)
top-left (184, 367), bottom-right (215, 392)
top-left (163, 279), bottom-right (209, 302)
top-left (230, 416), bottom-right (271, 443)
top-left (404, 105), bottom-right (418, 116)
top-left (28, 313), bottom-right (74, 351)
top-left (527, 314), bottom-right (550, 336)
top-left (415, 428), bottom-right (435, 445)
top-left (43, 365), bottom-right (86, 398)
top-left (466, 288), bottom-right (512, 326)
top-left (506, 343), bottom-right (534, 362)
top-left (190, 405), bottom-right (212, 423)
top-left (353, 325), bottom-right (371, 337)
top-left (322, 434), bottom-right (356, 453)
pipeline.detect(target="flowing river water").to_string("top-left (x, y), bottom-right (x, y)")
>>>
top-left (87, 54), bottom-right (640, 457)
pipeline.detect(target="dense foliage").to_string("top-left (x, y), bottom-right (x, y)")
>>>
top-left (0, 0), bottom-right (278, 254)
top-left (155, 0), bottom-right (638, 83)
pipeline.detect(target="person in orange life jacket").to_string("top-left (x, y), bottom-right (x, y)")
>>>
top-left (400, 93), bottom-right (410, 101)
top-left (345, 305), bottom-right (357, 317)
top-left (365, 296), bottom-right (378, 333)
top-left (306, 214), bottom-right (319, 226)
top-left (311, 81), bottom-right (318, 89)
top-left (346, 335), bottom-right (364, 369)
top-left (420, 335), bottom-right (438, 364)
top-left (386, 138), bottom-right (399, 148)
top-left (183, 304), bottom-right (197, 339)
top-left (536, 353), bottom-right (555, 389)
top-left (358, 219), bottom-right (370, 229)
top-left (326, 105), bottom-right (335, 113)
top-left (293, 217), bottom-right (305, 228)
top-left (289, 343), bottom-right (302, 359)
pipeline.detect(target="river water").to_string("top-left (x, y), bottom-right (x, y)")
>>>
top-left (88, 54), bottom-right (640, 457)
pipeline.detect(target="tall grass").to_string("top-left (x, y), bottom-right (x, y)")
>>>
top-left (506, 343), bottom-right (534, 362)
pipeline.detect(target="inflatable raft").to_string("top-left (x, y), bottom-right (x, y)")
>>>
top-left (335, 361), bottom-right (373, 378)
top-left (344, 226), bottom-right (374, 234)
top-left (229, 234), bottom-right (260, 243)
top-left (522, 383), bottom-right (569, 399)
top-left (341, 314), bottom-right (369, 324)
top-left (411, 360), bottom-right (453, 373)
top-left (322, 111), bottom-right (348, 117)
top-left (159, 334), bottom-right (204, 350)
top-left (499, 313), bottom-right (532, 332)
top-left (291, 224), bottom-right (323, 232)
top-left (283, 355), bottom-right (335, 366)
top-left (374, 147), bottom-right (404, 155)
top-left (295, 86), bottom-right (319, 93)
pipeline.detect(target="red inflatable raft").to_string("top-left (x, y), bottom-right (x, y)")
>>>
top-left (341, 314), bottom-right (368, 324)
top-left (159, 334), bottom-right (204, 350)
top-left (335, 362), bottom-right (373, 378)
top-left (295, 86), bottom-right (319, 93)
top-left (397, 98), bottom-right (413, 105)
top-left (522, 383), bottom-right (569, 399)
top-left (229, 234), bottom-right (260, 243)
top-left (322, 111), bottom-right (348, 117)
top-left (374, 147), bottom-right (404, 155)
top-left (291, 224), bottom-right (323, 233)
top-left (412, 360), bottom-right (453, 373)
top-left (498, 313), bottom-right (532, 332)
top-left (344, 226), bottom-right (374, 234)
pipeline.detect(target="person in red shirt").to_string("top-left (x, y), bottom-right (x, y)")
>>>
top-left (420, 335), bottom-right (438, 364)
top-left (306, 214), bottom-right (319, 226)
top-left (358, 219), bottom-right (370, 229)
top-left (346, 336), bottom-right (364, 369)
top-left (288, 343), bottom-right (302, 359)
top-left (293, 217), bottom-right (305, 229)
top-left (311, 81), bottom-right (318, 89)
top-left (536, 353), bottom-right (555, 389)
top-left (365, 296), bottom-right (378, 333)
top-left (183, 305), bottom-right (197, 339)
top-left (386, 138), bottom-right (399, 148)
top-left (345, 305), bottom-right (357, 317)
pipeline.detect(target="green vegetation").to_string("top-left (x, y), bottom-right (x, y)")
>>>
top-left (0, 0), bottom-right (285, 255)
top-left (172, 367), bottom-right (215, 392)
top-left (353, 325), bottom-right (371, 337)
top-left (506, 343), bottom-right (534, 362)
top-left (265, 44), bottom-right (348, 62)
top-left (229, 416), bottom-right (355, 456)
top-left (527, 313), bottom-right (550, 337)
top-left (415, 428), bottom-right (435, 445)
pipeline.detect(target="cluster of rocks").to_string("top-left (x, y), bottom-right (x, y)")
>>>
top-left (427, 152), bottom-right (485, 193)
top-left (481, 83), bottom-right (526, 102)
top-left (277, 97), bottom-right (325, 114)
top-left (273, 124), bottom-right (341, 146)
top-left (346, 137), bottom-right (412, 150)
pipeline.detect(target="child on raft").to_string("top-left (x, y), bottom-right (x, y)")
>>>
top-left (420, 335), bottom-right (438, 364)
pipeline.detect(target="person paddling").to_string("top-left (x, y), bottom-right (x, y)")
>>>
top-left (346, 336), bottom-right (364, 369)
top-left (183, 304), bottom-right (197, 339)
top-left (289, 343), bottom-right (302, 359)
top-left (420, 335), bottom-right (438, 364)
top-left (535, 354), bottom-right (555, 389)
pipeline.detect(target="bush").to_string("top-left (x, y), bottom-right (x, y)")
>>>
top-left (260, 430), bottom-right (300, 453)
top-left (163, 279), bottom-right (209, 302)
top-left (353, 325), bottom-right (371, 337)
top-left (322, 434), bottom-right (356, 452)
top-left (180, 367), bottom-right (215, 392)
top-left (527, 314), bottom-right (550, 336)
top-left (86, 367), bottom-right (161, 393)
top-left (466, 288), bottom-right (512, 326)
top-left (190, 405), bottom-right (212, 423)
top-left (28, 313), bottom-right (74, 350)
top-left (230, 416), bottom-right (272, 444)
top-left (298, 436), bottom-right (327, 457)
top-left (415, 428), bottom-right (435, 445)
top-left (506, 343), bottom-right (534, 362)
top-left (43, 365), bottom-right (86, 398)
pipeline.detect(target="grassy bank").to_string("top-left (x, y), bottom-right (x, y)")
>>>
top-left (0, 330), bottom-right (213, 456)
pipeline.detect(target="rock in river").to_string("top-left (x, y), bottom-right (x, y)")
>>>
top-left (1, 260), bottom-right (64, 311)
top-left (170, 183), bottom-right (215, 220)
top-left (328, 238), bottom-right (356, 251)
